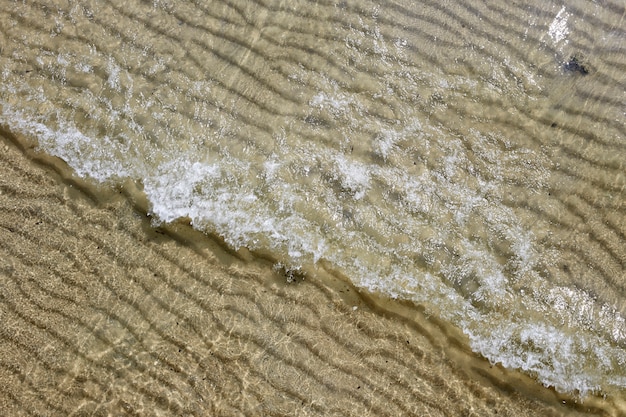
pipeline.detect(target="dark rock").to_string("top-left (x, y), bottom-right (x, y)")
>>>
top-left (563, 56), bottom-right (589, 75)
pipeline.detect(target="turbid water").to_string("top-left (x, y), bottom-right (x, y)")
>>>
top-left (0, 0), bottom-right (625, 411)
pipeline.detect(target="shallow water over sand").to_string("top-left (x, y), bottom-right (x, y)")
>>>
top-left (1, 0), bottom-right (625, 403)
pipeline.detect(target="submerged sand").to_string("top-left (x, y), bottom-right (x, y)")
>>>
top-left (1, 132), bottom-right (622, 416)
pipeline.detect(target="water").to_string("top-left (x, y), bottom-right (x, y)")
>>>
top-left (1, 0), bottom-right (625, 399)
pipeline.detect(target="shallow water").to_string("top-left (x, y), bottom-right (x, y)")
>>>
top-left (1, 0), bottom-right (625, 400)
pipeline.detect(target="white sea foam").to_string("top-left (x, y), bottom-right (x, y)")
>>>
top-left (467, 319), bottom-right (626, 396)
top-left (549, 6), bottom-right (570, 45)
top-left (106, 58), bottom-right (122, 91)
top-left (331, 154), bottom-right (371, 200)
top-left (310, 91), bottom-right (352, 115)
top-left (0, 107), bottom-right (132, 182)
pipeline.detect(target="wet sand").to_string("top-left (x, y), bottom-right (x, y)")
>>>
top-left (1, 131), bottom-right (621, 416)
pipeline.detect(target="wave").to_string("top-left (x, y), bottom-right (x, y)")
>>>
top-left (1, 0), bottom-right (625, 400)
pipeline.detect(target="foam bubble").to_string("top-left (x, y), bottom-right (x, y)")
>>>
top-left (331, 154), bottom-right (371, 200)
top-left (548, 6), bottom-right (570, 45)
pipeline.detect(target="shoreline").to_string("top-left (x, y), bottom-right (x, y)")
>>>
top-left (1, 129), bottom-right (622, 416)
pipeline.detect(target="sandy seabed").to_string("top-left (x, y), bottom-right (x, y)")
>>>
top-left (0, 131), bottom-right (621, 416)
